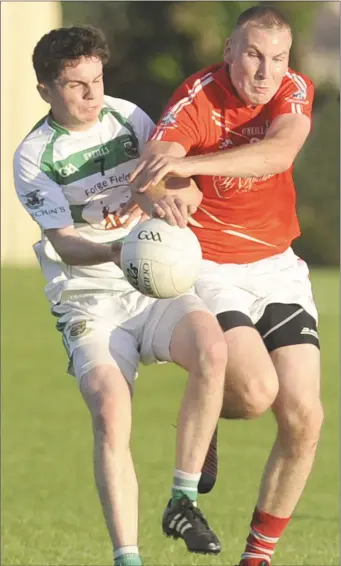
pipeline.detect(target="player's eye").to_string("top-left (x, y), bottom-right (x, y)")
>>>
top-left (247, 51), bottom-right (259, 59)
top-left (69, 83), bottom-right (82, 89)
top-left (274, 57), bottom-right (285, 62)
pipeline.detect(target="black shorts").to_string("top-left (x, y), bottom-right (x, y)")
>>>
top-left (217, 303), bottom-right (320, 352)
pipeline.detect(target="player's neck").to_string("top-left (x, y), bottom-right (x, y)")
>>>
top-left (48, 110), bottom-right (99, 133)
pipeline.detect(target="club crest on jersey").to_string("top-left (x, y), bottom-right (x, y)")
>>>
top-left (123, 138), bottom-right (138, 158)
top-left (25, 189), bottom-right (45, 210)
top-left (160, 111), bottom-right (177, 126)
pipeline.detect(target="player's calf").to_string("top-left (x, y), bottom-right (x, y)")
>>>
top-left (198, 427), bottom-right (218, 494)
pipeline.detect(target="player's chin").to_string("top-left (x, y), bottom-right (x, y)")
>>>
top-left (249, 93), bottom-right (273, 105)
top-left (82, 106), bottom-right (102, 120)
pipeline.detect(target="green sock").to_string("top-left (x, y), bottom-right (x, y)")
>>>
top-left (171, 469), bottom-right (201, 504)
top-left (114, 546), bottom-right (142, 566)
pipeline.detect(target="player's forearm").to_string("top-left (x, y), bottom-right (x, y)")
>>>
top-left (186, 138), bottom-right (292, 178)
top-left (49, 233), bottom-right (121, 266)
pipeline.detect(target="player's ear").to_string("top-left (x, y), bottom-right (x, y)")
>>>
top-left (223, 38), bottom-right (232, 64)
top-left (37, 83), bottom-right (52, 104)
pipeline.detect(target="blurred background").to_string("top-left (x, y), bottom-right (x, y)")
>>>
top-left (2, 3), bottom-right (340, 566)
top-left (1, 0), bottom-right (340, 266)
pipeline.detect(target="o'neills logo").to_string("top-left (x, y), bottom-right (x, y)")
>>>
top-left (142, 262), bottom-right (153, 295)
top-left (241, 126), bottom-right (265, 136)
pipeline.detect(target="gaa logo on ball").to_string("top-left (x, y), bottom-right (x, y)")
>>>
top-left (121, 218), bottom-right (202, 299)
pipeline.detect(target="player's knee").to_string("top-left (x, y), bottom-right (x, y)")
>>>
top-left (245, 375), bottom-right (279, 417)
top-left (222, 372), bottom-right (278, 419)
top-left (277, 399), bottom-right (324, 454)
top-left (170, 311), bottom-right (227, 379)
top-left (80, 366), bottom-right (130, 447)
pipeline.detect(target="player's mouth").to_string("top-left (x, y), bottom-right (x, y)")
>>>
top-left (254, 86), bottom-right (270, 93)
top-left (86, 105), bottom-right (101, 111)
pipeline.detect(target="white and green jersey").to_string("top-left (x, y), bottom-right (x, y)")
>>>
top-left (14, 96), bottom-right (155, 303)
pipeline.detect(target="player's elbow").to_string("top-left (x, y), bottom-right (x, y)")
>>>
top-left (277, 156), bottom-right (293, 173)
top-left (267, 147), bottom-right (295, 174)
top-left (281, 149), bottom-right (296, 171)
top-left (53, 245), bottom-right (72, 265)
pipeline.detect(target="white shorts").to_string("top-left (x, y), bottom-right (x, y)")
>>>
top-left (195, 248), bottom-right (318, 325)
top-left (53, 283), bottom-right (209, 388)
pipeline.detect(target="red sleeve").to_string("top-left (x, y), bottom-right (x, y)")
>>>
top-left (268, 71), bottom-right (314, 121)
top-left (150, 80), bottom-right (202, 153)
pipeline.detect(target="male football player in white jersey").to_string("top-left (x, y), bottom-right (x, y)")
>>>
top-left (13, 26), bottom-right (226, 565)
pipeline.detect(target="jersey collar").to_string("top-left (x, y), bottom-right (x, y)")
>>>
top-left (47, 110), bottom-right (106, 135)
top-left (47, 112), bottom-right (71, 136)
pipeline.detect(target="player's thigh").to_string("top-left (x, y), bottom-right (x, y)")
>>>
top-left (142, 294), bottom-right (227, 375)
top-left (195, 260), bottom-right (251, 318)
top-left (270, 344), bottom-right (323, 437)
top-left (68, 312), bottom-right (140, 442)
top-left (221, 325), bottom-right (279, 417)
top-left (196, 262), bottom-right (278, 413)
top-left (252, 249), bottom-right (319, 349)
top-left (64, 318), bottom-right (140, 393)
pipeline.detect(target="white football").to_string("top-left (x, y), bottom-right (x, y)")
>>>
top-left (121, 218), bottom-right (202, 298)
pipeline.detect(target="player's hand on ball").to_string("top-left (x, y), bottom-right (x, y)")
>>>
top-left (152, 195), bottom-right (197, 228)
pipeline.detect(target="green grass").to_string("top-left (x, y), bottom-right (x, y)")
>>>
top-left (1, 267), bottom-right (339, 566)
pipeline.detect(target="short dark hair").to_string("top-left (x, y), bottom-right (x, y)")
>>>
top-left (234, 5), bottom-right (291, 34)
top-left (32, 25), bottom-right (110, 83)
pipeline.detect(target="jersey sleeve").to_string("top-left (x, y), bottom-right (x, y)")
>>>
top-left (268, 72), bottom-right (314, 121)
top-left (13, 147), bottom-right (74, 230)
top-left (150, 80), bottom-right (201, 153)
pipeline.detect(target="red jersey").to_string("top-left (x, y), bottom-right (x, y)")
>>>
top-left (151, 64), bottom-right (314, 264)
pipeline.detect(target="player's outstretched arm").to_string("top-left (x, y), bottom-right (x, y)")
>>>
top-left (181, 113), bottom-right (311, 179)
top-left (131, 114), bottom-right (310, 184)
top-left (45, 226), bottom-right (122, 266)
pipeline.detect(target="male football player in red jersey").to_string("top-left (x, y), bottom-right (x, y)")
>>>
top-left (129, 6), bottom-right (323, 566)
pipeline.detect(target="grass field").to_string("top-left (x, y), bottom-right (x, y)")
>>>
top-left (2, 267), bottom-right (339, 566)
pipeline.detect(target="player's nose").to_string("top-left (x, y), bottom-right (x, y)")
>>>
top-left (257, 59), bottom-right (271, 80)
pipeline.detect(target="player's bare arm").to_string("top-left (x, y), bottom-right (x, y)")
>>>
top-left (45, 226), bottom-right (122, 266)
top-left (132, 113), bottom-right (310, 190)
top-left (182, 112), bottom-right (310, 178)
top-left (130, 144), bottom-right (202, 227)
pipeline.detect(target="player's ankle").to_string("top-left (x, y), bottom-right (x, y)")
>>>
top-left (240, 507), bottom-right (291, 566)
top-left (171, 469), bottom-right (201, 504)
top-left (114, 546), bottom-right (142, 566)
